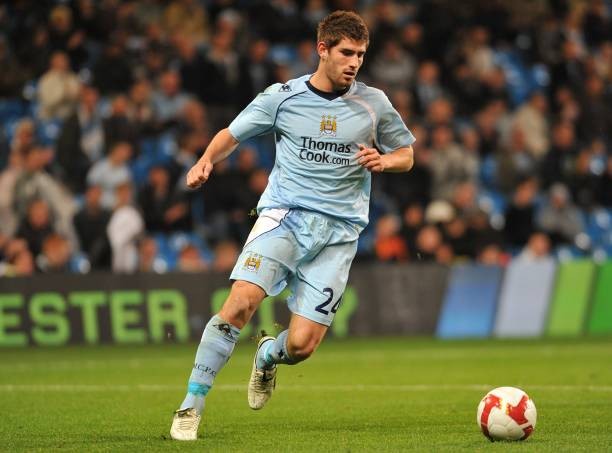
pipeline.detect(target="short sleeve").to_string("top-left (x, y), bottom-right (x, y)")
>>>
top-left (228, 84), bottom-right (281, 142)
top-left (376, 95), bottom-right (415, 153)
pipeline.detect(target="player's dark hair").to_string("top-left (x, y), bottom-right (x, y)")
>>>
top-left (317, 11), bottom-right (369, 49)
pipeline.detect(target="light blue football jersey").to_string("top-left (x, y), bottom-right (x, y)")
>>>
top-left (228, 74), bottom-right (415, 231)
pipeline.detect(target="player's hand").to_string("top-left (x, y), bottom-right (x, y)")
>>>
top-left (356, 144), bottom-right (385, 172)
top-left (186, 159), bottom-right (213, 189)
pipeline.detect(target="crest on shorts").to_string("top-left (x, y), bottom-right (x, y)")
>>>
top-left (243, 253), bottom-right (263, 272)
top-left (320, 115), bottom-right (337, 137)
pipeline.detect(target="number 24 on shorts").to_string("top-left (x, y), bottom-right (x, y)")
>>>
top-left (315, 288), bottom-right (343, 315)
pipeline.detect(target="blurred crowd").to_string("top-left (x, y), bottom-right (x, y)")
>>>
top-left (0, 0), bottom-right (611, 277)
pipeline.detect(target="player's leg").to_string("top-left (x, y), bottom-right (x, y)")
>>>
top-left (257, 313), bottom-right (328, 368)
top-left (171, 280), bottom-right (265, 440)
top-left (248, 313), bottom-right (328, 409)
top-left (250, 239), bottom-right (356, 409)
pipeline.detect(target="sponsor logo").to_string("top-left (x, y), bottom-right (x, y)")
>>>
top-left (213, 323), bottom-right (232, 336)
top-left (193, 363), bottom-right (217, 378)
top-left (298, 136), bottom-right (352, 166)
top-left (320, 115), bottom-right (337, 137)
top-left (243, 253), bottom-right (263, 272)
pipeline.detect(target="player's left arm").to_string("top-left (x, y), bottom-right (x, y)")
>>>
top-left (356, 144), bottom-right (414, 173)
top-left (359, 91), bottom-right (416, 173)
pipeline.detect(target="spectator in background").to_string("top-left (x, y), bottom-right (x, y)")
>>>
top-left (374, 214), bottom-right (408, 262)
top-left (138, 236), bottom-right (160, 272)
top-left (441, 216), bottom-right (472, 259)
top-left (92, 40), bottom-right (133, 95)
top-left (232, 168), bottom-right (269, 241)
top-left (73, 185), bottom-right (111, 270)
top-left (37, 233), bottom-right (73, 273)
top-left (496, 127), bottom-right (538, 195)
top-left (55, 84), bottom-right (104, 192)
top-left (128, 78), bottom-right (160, 137)
top-left (550, 40), bottom-right (586, 95)
top-left (15, 199), bottom-right (55, 257)
top-left (476, 243), bottom-right (507, 266)
top-left (0, 237), bottom-right (35, 277)
top-left (429, 126), bottom-right (478, 200)
top-left (400, 203), bottom-right (424, 254)
top-left (568, 146), bottom-right (603, 210)
top-left (463, 26), bottom-right (496, 83)
top-left (174, 33), bottom-right (207, 101)
top-left (242, 38), bottom-right (277, 106)
top-left (11, 146), bottom-right (77, 243)
top-left (537, 183), bottom-right (584, 245)
top-left (413, 61), bottom-right (445, 114)
top-left (15, 23), bottom-right (51, 80)
top-left (289, 39), bottom-right (317, 80)
top-left (578, 75), bottom-right (612, 144)
top-left (0, 37), bottom-right (28, 98)
top-left (504, 177), bottom-right (538, 247)
top-left (37, 51), bottom-right (81, 120)
top-left (426, 97), bottom-right (454, 128)
top-left (399, 22), bottom-right (425, 61)
top-left (599, 156), bottom-right (612, 207)
top-left (138, 166), bottom-right (192, 233)
top-left (467, 208), bottom-right (504, 255)
top-left (107, 182), bottom-right (144, 273)
top-left (47, 4), bottom-right (88, 69)
top-left (178, 99), bottom-right (208, 138)
top-left (103, 94), bottom-right (139, 152)
top-left (540, 121), bottom-right (578, 189)
top-left (177, 243), bottom-right (208, 272)
top-left (153, 70), bottom-right (192, 125)
top-left (9, 119), bottom-right (37, 162)
top-left (87, 141), bottom-right (133, 209)
top-left (512, 92), bottom-right (549, 159)
top-left (162, 0), bottom-right (209, 46)
top-left (413, 224), bottom-right (444, 262)
top-left (516, 231), bottom-right (552, 262)
top-left (200, 30), bottom-right (241, 130)
top-left (212, 240), bottom-right (239, 273)
top-left (369, 39), bottom-right (416, 91)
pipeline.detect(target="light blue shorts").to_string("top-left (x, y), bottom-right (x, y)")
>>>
top-left (230, 208), bottom-right (359, 326)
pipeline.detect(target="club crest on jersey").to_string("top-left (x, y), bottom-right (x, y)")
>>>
top-left (243, 253), bottom-right (263, 272)
top-left (319, 115), bottom-right (337, 137)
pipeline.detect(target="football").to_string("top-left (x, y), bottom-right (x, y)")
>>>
top-left (477, 387), bottom-right (537, 441)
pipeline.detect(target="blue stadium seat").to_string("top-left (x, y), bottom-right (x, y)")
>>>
top-left (36, 118), bottom-right (63, 145)
top-left (0, 99), bottom-right (26, 124)
top-left (586, 208), bottom-right (612, 247)
top-left (479, 154), bottom-right (498, 189)
top-left (555, 245), bottom-right (587, 261)
top-left (478, 189), bottom-right (508, 217)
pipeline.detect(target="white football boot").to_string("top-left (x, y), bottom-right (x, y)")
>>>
top-left (248, 335), bottom-right (277, 410)
top-left (170, 408), bottom-right (201, 441)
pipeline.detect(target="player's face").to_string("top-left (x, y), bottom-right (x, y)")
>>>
top-left (321, 38), bottom-right (367, 90)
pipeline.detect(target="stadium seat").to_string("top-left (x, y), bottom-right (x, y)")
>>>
top-left (0, 99), bottom-right (26, 124)
top-left (586, 208), bottom-right (612, 247)
top-left (479, 154), bottom-right (498, 190)
top-left (36, 118), bottom-right (63, 145)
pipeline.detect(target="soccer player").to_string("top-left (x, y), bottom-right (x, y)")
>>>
top-left (170, 10), bottom-right (415, 440)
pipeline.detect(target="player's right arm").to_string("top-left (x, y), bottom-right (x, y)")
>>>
top-left (186, 128), bottom-right (238, 189)
top-left (187, 82), bottom-right (290, 189)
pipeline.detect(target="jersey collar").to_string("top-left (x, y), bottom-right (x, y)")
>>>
top-left (305, 79), bottom-right (353, 100)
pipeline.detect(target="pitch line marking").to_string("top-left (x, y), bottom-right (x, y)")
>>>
top-left (1, 384), bottom-right (611, 392)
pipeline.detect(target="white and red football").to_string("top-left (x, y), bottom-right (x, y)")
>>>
top-left (477, 386), bottom-right (537, 441)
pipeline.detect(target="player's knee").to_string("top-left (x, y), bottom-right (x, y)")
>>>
top-left (220, 281), bottom-right (265, 327)
top-left (287, 336), bottom-right (319, 362)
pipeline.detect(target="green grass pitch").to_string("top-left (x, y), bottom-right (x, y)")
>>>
top-left (1, 337), bottom-right (611, 452)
